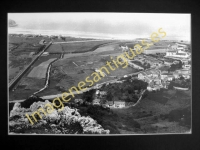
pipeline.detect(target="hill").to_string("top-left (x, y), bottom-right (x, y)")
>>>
top-left (9, 19), bottom-right (18, 27)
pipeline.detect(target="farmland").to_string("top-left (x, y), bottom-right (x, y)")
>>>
top-left (27, 58), bottom-right (57, 78)
top-left (8, 36), bottom-right (46, 82)
top-left (9, 38), bottom-right (139, 100)
top-left (9, 54), bottom-right (60, 100)
top-left (46, 40), bottom-right (117, 53)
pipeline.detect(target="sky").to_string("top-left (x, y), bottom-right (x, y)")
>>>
top-left (8, 13), bottom-right (191, 41)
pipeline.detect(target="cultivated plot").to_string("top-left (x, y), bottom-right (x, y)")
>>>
top-left (27, 58), bottom-right (57, 78)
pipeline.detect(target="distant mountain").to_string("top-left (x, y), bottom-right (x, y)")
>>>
top-left (9, 19), bottom-right (18, 27)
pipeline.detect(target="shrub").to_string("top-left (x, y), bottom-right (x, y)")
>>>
top-left (21, 96), bottom-right (44, 108)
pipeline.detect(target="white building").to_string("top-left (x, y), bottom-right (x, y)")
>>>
top-left (41, 52), bottom-right (49, 56)
top-left (92, 99), bottom-right (101, 105)
top-left (165, 50), bottom-right (191, 59)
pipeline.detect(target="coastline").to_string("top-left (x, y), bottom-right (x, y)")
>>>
top-left (8, 27), bottom-right (118, 40)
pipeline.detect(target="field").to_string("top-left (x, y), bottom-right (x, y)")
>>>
top-left (39, 44), bottom-right (138, 96)
top-left (27, 58), bottom-right (57, 78)
top-left (9, 54), bottom-right (60, 101)
top-left (45, 44), bottom-right (63, 53)
top-left (51, 36), bottom-right (95, 42)
top-left (111, 89), bottom-right (191, 134)
top-left (33, 43), bottom-right (137, 96)
top-left (8, 36), bottom-right (49, 82)
top-left (9, 40), bottom-right (138, 100)
top-left (46, 40), bottom-right (117, 53)
top-left (8, 36), bottom-right (51, 44)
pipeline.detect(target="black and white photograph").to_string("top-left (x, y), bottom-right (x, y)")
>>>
top-left (8, 13), bottom-right (191, 135)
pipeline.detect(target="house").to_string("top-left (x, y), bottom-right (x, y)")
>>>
top-left (114, 101), bottom-right (125, 108)
top-left (173, 71), bottom-right (180, 79)
top-left (159, 65), bottom-right (170, 73)
top-left (102, 104), bottom-right (109, 108)
top-left (138, 72), bottom-right (147, 80)
top-left (178, 69), bottom-right (191, 75)
top-left (182, 64), bottom-right (191, 69)
top-left (165, 50), bottom-right (191, 59)
top-left (120, 46), bottom-right (129, 51)
top-left (29, 52), bottom-right (35, 58)
top-left (167, 75), bottom-right (175, 81)
top-left (160, 73), bottom-right (173, 80)
top-left (92, 99), bottom-right (101, 105)
top-left (145, 69), bottom-right (160, 78)
top-left (96, 90), bottom-right (100, 95)
top-left (153, 85), bottom-right (161, 91)
top-left (178, 69), bottom-right (191, 79)
top-left (177, 47), bottom-right (184, 50)
top-left (154, 79), bottom-right (162, 85)
top-left (41, 52), bottom-right (49, 56)
top-left (74, 99), bottom-right (83, 104)
top-left (39, 39), bottom-right (45, 45)
top-left (164, 59), bottom-right (174, 66)
top-left (147, 86), bottom-right (153, 91)
top-left (107, 101), bottom-right (114, 107)
top-left (171, 44), bottom-right (178, 50)
top-left (99, 91), bottom-right (107, 96)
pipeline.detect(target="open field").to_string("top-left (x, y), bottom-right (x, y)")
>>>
top-left (8, 35), bottom-right (49, 82)
top-left (27, 58), bottom-right (57, 78)
top-left (9, 36), bottom-right (51, 44)
top-left (44, 51), bottom-right (137, 96)
top-left (9, 54), bottom-right (60, 101)
top-left (9, 41), bottom-right (138, 99)
top-left (46, 40), bottom-right (117, 53)
top-left (45, 44), bottom-right (63, 53)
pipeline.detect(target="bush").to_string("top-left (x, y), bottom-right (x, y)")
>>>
top-left (21, 96), bottom-right (44, 108)
top-left (168, 107), bottom-right (191, 127)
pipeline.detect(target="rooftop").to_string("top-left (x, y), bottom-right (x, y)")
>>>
top-left (114, 101), bottom-right (125, 105)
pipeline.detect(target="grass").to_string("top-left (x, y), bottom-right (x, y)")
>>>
top-left (47, 40), bottom-right (116, 53)
top-left (9, 36), bottom-right (51, 44)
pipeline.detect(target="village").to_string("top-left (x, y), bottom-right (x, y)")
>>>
top-left (70, 41), bottom-right (191, 109)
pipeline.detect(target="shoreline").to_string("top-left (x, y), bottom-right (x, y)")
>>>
top-left (8, 28), bottom-right (121, 40)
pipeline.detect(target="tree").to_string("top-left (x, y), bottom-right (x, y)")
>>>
top-left (81, 89), bottom-right (96, 102)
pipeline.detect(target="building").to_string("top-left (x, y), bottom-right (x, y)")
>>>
top-left (159, 66), bottom-right (170, 73)
top-left (144, 69), bottom-right (160, 78)
top-left (92, 99), bottom-right (101, 105)
top-left (41, 52), bottom-right (49, 56)
top-left (74, 99), bottom-right (83, 104)
top-left (114, 101), bottom-right (125, 108)
top-left (142, 47), bottom-right (168, 54)
top-left (167, 75), bottom-right (175, 81)
top-left (171, 44), bottom-right (178, 50)
top-left (176, 43), bottom-right (188, 48)
top-left (128, 61), bottom-right (144, 70)
top-left (160, 73), bottom-right (173, 80)
top-left (165, 50), bottom-right (191, 59)
top-left (107, 101), bottom-right (114, 107)
top-left (182, 64), bottom-right (191, 69)
top-left (39, 39), bottom-right (45, 45)
top-left (138, 72), bottom-right (147, 80)
top-left (120, 46), bottom-right (129, 51)
top-left (164, 59), bottom-right (174, 66)
top-left (29, 52), bottom-right (35, 58)
top-left (100, 91), bottom-right (107, 96)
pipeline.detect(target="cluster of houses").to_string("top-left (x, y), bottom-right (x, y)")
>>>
top-left (92, 90), bottom-right (127, 108)
top-left (165, 42), bottom-right (191, 59)
top-left (137, 66), bottom-right (191, 91)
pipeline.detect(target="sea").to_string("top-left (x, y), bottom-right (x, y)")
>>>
top-left (8, 27), bottom-right (134, 40)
